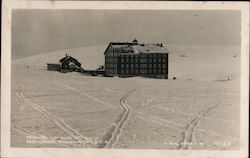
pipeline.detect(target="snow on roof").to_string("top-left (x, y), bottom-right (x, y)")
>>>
top-left (133, 44), bottom-right (169, 54)
top-left (59, 55), bottom-right (78, 63)
top-left (105, 42), bottom-right (169, 54)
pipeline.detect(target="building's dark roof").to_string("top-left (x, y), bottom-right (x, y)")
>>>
top-left (133, 39), bottom-right (138, 44)
top-left (104, 42), bottom-right (169, 54)
top-left (59, 55), bottom-right (79, 63)
top-left (133, 44), bottom-right (169, 54)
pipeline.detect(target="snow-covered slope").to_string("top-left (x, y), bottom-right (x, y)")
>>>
top-left (167, 45), bottom-right (240, 81)
top-left (12, 45), bottom-right (240, 81)
top-left (12, 45), bottom-right (107, 70)
top-left (11, 44), bottom-right (241, 149)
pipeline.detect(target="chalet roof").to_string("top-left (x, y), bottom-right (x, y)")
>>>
top-left (59, 55), bottom-right (79, 63)
top-left (104, 42), bottom-right (169, 54)
top-left (133, 39), bottom-right (138, 43)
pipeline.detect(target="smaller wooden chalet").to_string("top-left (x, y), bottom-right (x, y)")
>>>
top-left (59, 54), bottom-right (82, 72)
top-left (47, 54), bottom-right (82, 72)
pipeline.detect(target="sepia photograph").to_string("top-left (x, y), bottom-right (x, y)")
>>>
top-left (1, 1), bottom-right (249, 158)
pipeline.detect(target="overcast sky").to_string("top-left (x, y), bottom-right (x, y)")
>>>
top-left (12, 10), bottom-right (240, 58)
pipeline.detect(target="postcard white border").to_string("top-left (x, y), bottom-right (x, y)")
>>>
top-left (1, 1), bottom-right (249, 158)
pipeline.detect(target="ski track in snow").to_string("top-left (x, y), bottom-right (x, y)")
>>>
top-left (11, 124), bottom-right (45, 137)
top-left (104, 89), bottom-right (136, 148)
top-left (195, 128), bottom-right (240, 141)
top-left (14, 81), bottom-right (238, 149)
top-left (135, 109), bottom-right (239, 143)
top-left (53, 81), bottom-right (114, 108)
top-left (15, 83), bottom-right (87, 147)
top-left (177, 90), bottom-right (223, 150)
top-left (153, 105), bottom-right (236, 125)
top-left (133, 89), bottom-right (237, 149)
top-left (134, 111), bottom-right (183, 129)
top-left (11, 124), bottom-right (75, 147)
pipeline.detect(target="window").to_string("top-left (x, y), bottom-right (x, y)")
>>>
top-left (149, 58), bottom-right (152, 63)
top-left (140, 64), bottom-right (147, 68)
top-left (150, 69), bottom-right (153, 74)
top-left (135, 58), bottom-right (138, 63)
top-left (140, 69), bottom-right (147, 74)
top-left (140, 58), bottom-right (147, 63)
top-left (131, 69), bottom-right (134, 74)
top-left (156, 69), bottom-right (160, 73)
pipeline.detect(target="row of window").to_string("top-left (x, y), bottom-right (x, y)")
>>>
top-left (105, 64), bottom-right (118, 69)
top-left (120, 64), bottom-right (166, 68)
top-left (120, 53), bottom-right (167, 58)
top-left (106, 68), bottom-right (167, 73)
top-left (106, 64), bottom-right (167, 69)
top-left (105, 62), bottom-right (118, 64)
top-left (106, 52), bottom-right (120, 56)
top-left (120, 69), bottom-right (166, 74)
top-left (120, 58), bottom-right (166, 63)
top-left (119, 56), bottom-right (166, 60)
top-left (105, 67), bottom-right (166, 72)
top-left (120, 68), bottom-right (166, 71)
top-left (106, 54), bottom-right (168, 59)
top-left (106, 63), bottom-right (167, 66)
top-left (106, 62), bottom-right (167, 66)
top-left (105, 59), bottom-right (118, 63)
top-left (106, 69), bottom-right (117, 74)
top-left (106, 57), bottom-right (167, 62)
top-left (106, 56), bottom-right (150, 60)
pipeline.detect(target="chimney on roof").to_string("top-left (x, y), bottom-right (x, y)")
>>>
top-left (160, 43), bottom-right (163, 47)
top-left (133, 38), bottom-right (138, 44)
top-left (66, 53), bottom-right (68, 57)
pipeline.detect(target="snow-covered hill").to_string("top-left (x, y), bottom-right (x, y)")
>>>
top-left (12, 45), bottom-right (240, 81)
top-left (11, 44), bottom-right (241, 149)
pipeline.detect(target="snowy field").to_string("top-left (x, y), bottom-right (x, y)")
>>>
top-left (11, 45), bottom-right (240, 149)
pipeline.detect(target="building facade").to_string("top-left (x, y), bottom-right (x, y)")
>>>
top-left (104, 40), bottom-right (169, 79)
